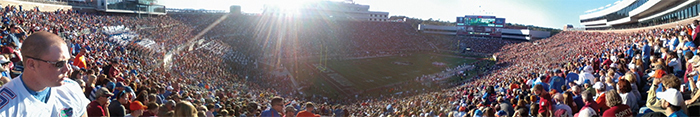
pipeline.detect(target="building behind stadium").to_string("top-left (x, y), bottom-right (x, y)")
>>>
top-left (0, 0), bottom-right (166, 15)
top-left (417, 15), bottom-right (552, 41)
top-left (580, 0), bottom-right (700, 30)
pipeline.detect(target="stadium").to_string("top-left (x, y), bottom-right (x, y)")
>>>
top-left (0, 0), bottom-right (698, 116)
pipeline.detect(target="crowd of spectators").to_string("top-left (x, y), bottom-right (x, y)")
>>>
top-left (8, 1), bottom-right (700, 116)
top-left (0, 5), bottom-right (347, 117)
top-left (347, 22), bottom-right (700, 116)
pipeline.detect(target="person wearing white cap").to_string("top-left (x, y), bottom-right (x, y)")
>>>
top-left (657, 88), bottom-right (688, 117)
top-left (592, 82), bottom-right (609, 113)
top-left (577, 65), bottom-right (595, 85)
top-left (0, 56), bottom-right (11, 78)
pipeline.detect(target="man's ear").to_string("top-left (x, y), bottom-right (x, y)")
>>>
top-left (25, 59), bottom-right (36, 71)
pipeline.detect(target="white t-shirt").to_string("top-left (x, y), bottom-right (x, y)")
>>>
top-left (0, 77), bottom-right (90, 117)
top-left (577, 72), bottom-right (595, 85)
top-left (619, 92), bottom-right (638, 111)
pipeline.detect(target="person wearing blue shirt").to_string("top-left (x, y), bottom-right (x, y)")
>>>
top-left (669, 37), bottom-right (679, 51)
top-left (482, 86), bottom-right (497, 105)
top-left (549, 70), bottom-right (566, 93)
top-left (571, 86), bottom-right (585, 110)
top-left (626, 44), bottom-right (635, 59)
top-left (260, 97), bottom-right (285, 117)
top-left (533, 76), bottom-right (550, 92)
top-left (566, 72), bottom-right (578, 87)
top-left (642, 41), bottom-right (652, 68)
top-left (683, 41), bottom-right (696, 56)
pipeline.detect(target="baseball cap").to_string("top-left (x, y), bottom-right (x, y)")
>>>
top-left (473, 109), bottom-right (483, 117)
top-left (0, 56), bottom-right (9, 64)
top-left (124, 86), bottom-right (134, 93)
top-left (497, 110), bottom-right (507, 116)
top-left (96, 87), bottom-right (114, 97)
top-left (576, 107), bottom-right (597, 117)
top-left (691, 56), bottom-right (700, 67)
top-left (592, 82), bottom-right (605, 90)
top-left (130, 101), bottom-right (148, 111)
top-left (656, 88), bottom-right (683, 106)
top-left (652, 69), bottom-right (666, 78)
top-left (106, 82), bottom-right (116, 91)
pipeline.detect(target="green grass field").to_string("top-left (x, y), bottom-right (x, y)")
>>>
top-left (290, 52), bottom-right (481, 97)
top-left (326, 53), bottom-right (476, 90)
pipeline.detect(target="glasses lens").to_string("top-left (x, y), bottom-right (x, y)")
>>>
top-left (55, 61), bottom-right (66, 68)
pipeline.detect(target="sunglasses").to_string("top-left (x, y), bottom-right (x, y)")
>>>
top-left (25, 56), bottom-right (70, 68)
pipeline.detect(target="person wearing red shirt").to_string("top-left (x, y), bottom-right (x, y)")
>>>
top-left (532, 84), bottom-right (552, 116)
top-left (602, 90), bottom-right (633, 117)
top-left (296, 102), bottom-right (320, 117)
top-left (509, 81), bottom-right (519, 91)
top-left (73, 48), bottom-right (87, 69)
top-left (593, 82), bottom-right (610, 113)
top-left (87, 87), bottom-right (114, 117)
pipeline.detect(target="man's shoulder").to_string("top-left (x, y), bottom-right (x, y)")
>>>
top-left (0, 79), bottom-right (29, 115)
top-left (54, 78), bottom-right (87, 96)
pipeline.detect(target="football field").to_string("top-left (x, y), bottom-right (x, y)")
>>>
top-left (289, 52), bottom-right (483, 97)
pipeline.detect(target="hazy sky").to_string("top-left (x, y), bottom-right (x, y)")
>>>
top-left (160, 0), bottom-right (620, 29)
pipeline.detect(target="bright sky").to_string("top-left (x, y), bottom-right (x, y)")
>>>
top-left (160, 0), bottom-right (619, 29)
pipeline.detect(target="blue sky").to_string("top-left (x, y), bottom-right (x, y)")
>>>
top-left (160, 0), bottom-right (620, 29)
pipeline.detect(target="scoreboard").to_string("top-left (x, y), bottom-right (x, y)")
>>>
top-left (456, 15), bottom-right (505, 37)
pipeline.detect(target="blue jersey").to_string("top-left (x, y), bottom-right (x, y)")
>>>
top-left (549, 76), bottom-right (565, 93)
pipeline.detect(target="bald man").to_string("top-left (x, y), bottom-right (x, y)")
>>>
top-left (0, 32), bottom-right (89, 117)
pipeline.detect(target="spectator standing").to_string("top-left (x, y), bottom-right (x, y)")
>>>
top-left (261, 97), bottom-right (284, 117)
top-left (550, 70), bottom-right (566, 93)
top-left (296, 102), bottom-right (320, 117)
top-left (532, 84), bottom-right (552, 116)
